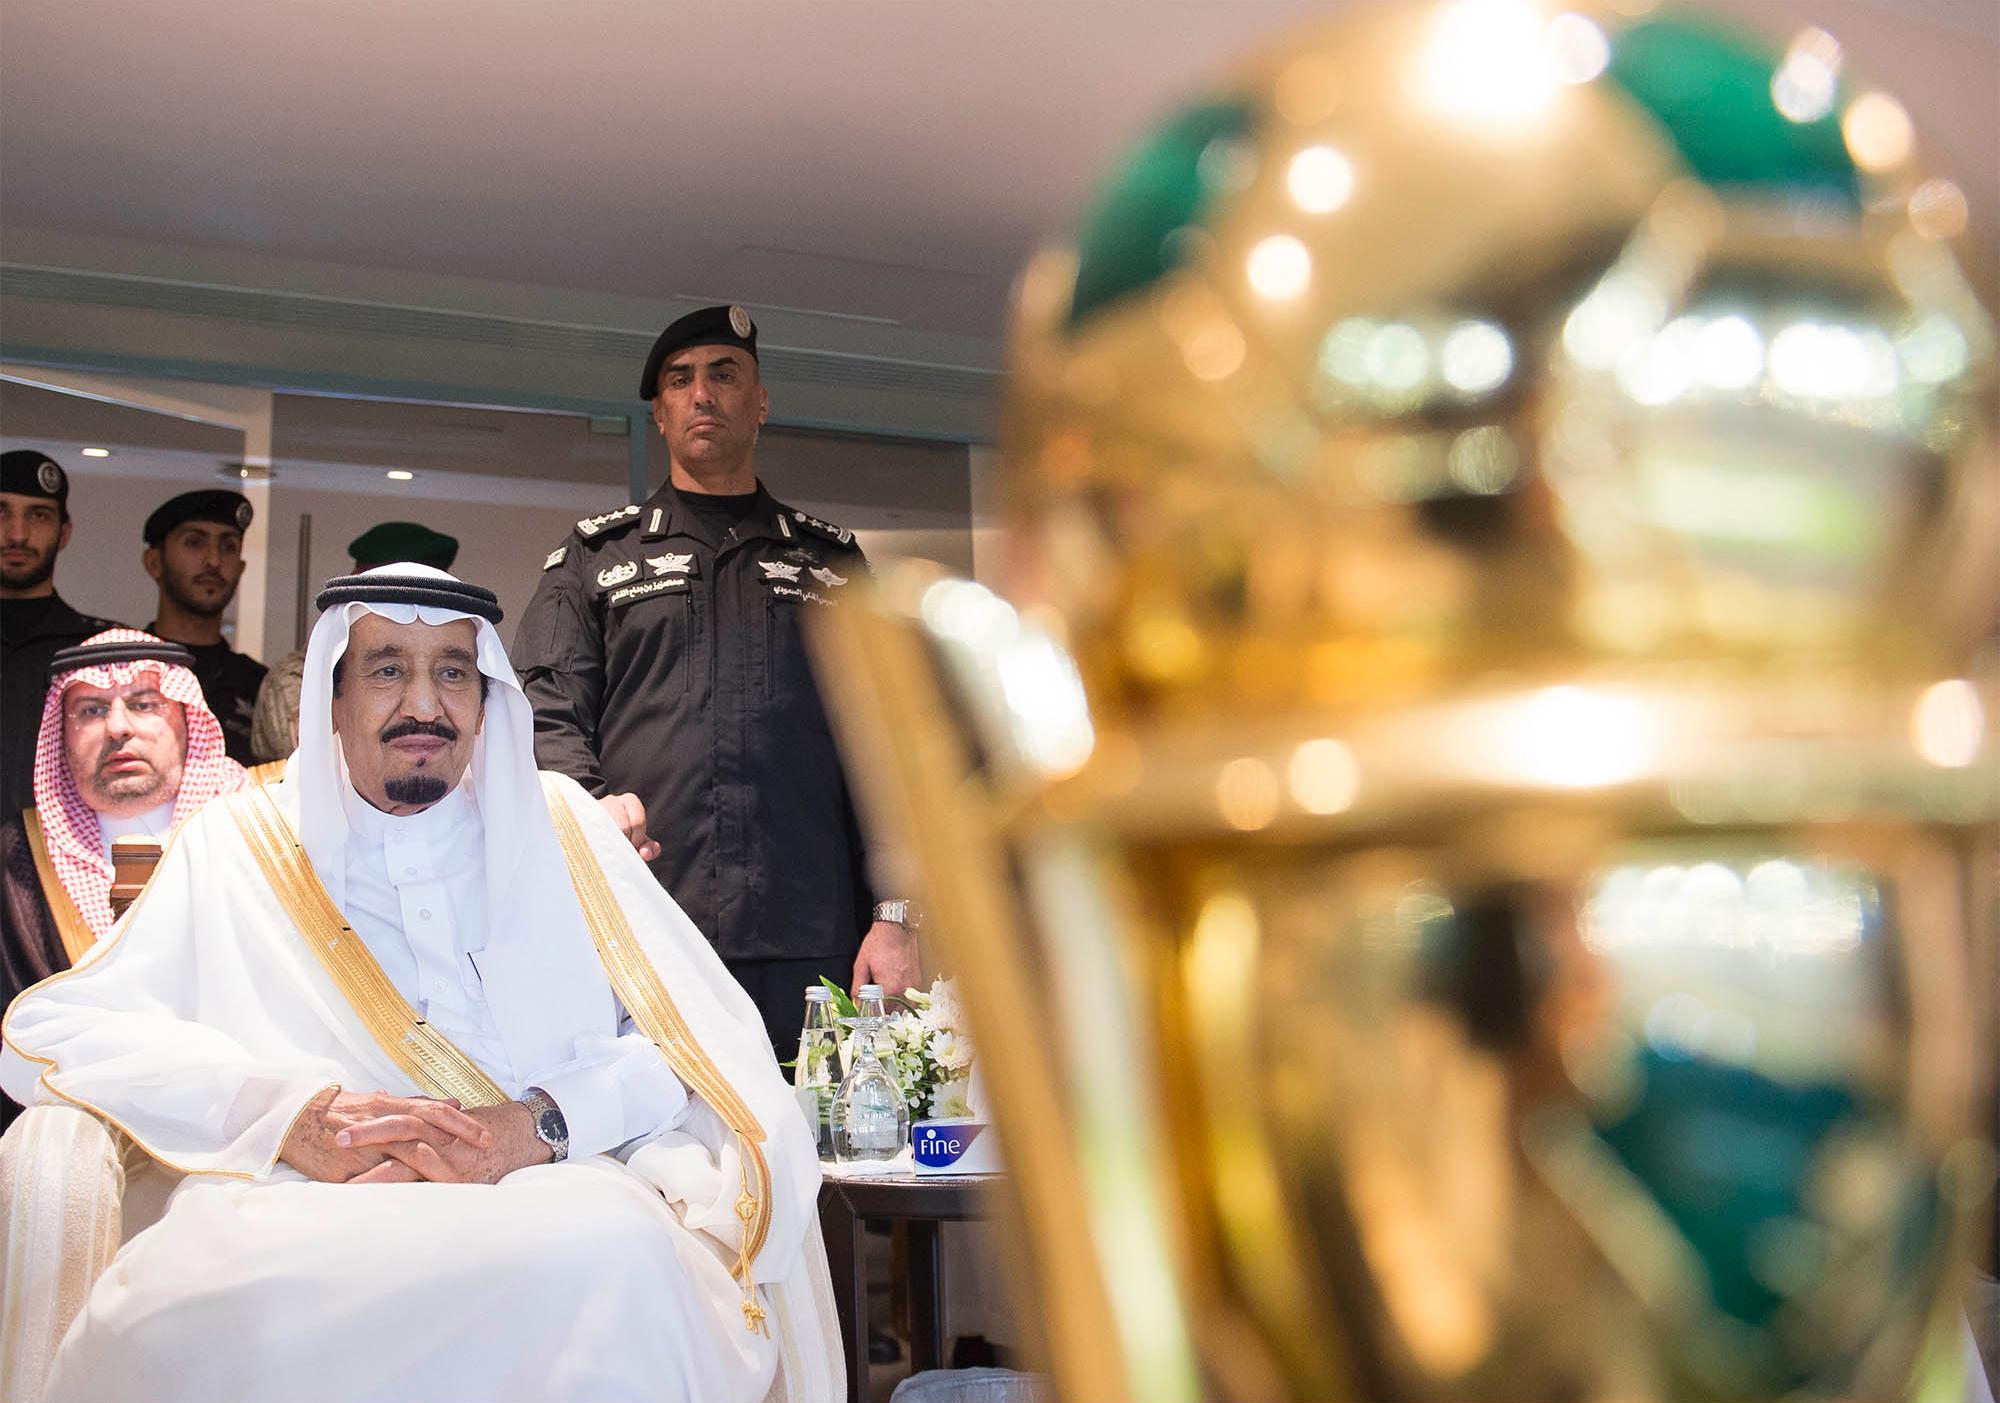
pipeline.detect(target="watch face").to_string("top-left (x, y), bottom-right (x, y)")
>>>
top-left (538, 1107), bottom-right (565, 1142)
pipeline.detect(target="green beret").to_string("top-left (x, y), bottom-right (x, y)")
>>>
top-left (639, 303), bottom-right (758, 400)
top-left (1, 449), bottom-right (68, 507)
top-left (144, 490), bottom-right (252, 545)
top-left (348, 521), bottom-right (459, 571)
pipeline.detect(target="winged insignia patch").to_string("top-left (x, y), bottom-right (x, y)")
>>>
top-left (808, 566), bottom-right (848, 588)
top-left (758, 560), bottom-right (802, 583)
top-left (597, 560), bottom-right (639, 588)
top-left (648, 552), bottom-right (694, 576)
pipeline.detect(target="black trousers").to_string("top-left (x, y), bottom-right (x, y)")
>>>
top-left (725, 955), bottom-right (854, 1068)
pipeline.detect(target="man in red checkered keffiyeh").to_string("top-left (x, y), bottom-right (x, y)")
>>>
top-left (1, 628), bottom-right (245, 1124)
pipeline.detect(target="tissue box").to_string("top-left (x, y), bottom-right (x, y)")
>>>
top-left (911, 1118), bottom-right (1002, 1175)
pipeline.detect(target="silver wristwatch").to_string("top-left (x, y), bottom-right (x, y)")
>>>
top-left (521, 1086), bottom-right (569, 1163)
top-left (872, 899), bottom-right (921, 931)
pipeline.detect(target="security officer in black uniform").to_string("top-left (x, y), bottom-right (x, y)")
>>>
top-left (141, 489), bottom-right (267, 765)
top-left (515, 305), bottom-right (920, 1059)
top-left (0, 449), bottom-right (122, 823)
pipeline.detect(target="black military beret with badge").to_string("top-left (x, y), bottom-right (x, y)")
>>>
top-left (143, 490), bottom-right (253, 546)
top-left (1, 448), bottom-right (69, 510)
top-left (639, 303), bottom-right (758, 400)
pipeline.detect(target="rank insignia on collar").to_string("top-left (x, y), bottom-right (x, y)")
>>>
top-left (544, 547), bottom-right (567, 571)
top-left (808, 566), bottom-right (848, 588)
top-left (597, 560), bottom-right (639, 588)
top-left (576, 504), bottom-right (640, 537)
top-left (758, 560), bottom-right (802, 583)
top-left (646, 507), bottom-right (667, 536)
top-left (648, 552), bottom-right (694, 576)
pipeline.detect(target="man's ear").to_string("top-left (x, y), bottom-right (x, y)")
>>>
top-left (652, 397), bottom-right (669, 437)
top-left (141, 545), bottom-right (163, 584)
top-left (57, 520), bottom-right (73, 552)
top-left (757, 385), bottom-right (769, 425)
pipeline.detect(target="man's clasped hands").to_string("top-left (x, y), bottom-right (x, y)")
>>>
top-left (278, 1087), bottom-right (553, 1185)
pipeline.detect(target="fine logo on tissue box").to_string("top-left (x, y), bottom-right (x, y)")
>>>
top-left (913, 1118), bottom-right (998, 1174)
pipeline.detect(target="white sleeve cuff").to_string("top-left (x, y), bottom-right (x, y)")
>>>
top-left (528, 1030), bottom-right (689, 1160)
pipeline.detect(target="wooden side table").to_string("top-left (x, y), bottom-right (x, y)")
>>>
top-left (817, 1173), bottom-right (999, 1403)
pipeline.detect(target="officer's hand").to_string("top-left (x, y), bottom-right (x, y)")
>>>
top-left (852, 920), bottom-right (921, 1003)
top-left (600, 792), bottom-right (661, 862)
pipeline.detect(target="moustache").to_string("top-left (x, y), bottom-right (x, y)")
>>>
top-left (379, 719), bottom-right (459, 744)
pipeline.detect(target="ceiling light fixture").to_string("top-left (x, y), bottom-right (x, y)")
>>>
top-left (81, 447), bottom-right (111, 457)
top-left (386, 469), bottom-right (415, 481)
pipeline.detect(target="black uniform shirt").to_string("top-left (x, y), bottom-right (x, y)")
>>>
top-left (0, 594), bottom-right (122, 824)
top-left (0, 813), bottom-right (66, 1131)
top-left (149, 628), bottom-right (267, 766)
top-left (514, 482), bottom-right (879, 962)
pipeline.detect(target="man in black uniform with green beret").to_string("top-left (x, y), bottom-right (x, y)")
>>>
top-left (141, 489), bottom-right (266, 764)
top-left (0, 449), bottom-right (123, 822)
top-left (515, 304), bottom-right (920, 1059)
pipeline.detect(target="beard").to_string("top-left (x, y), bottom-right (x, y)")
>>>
top-left (383, 772), bottom-right (451, 807)
top-left (0, 543), bottom-right (58, 592)
top-left (83, 764), bottom-right (171, 810)
top-left (161, 566), bottom-right (232, 619)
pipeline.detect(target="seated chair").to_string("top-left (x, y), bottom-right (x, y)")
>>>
top-left (107, 837), bottom-right (162, 920)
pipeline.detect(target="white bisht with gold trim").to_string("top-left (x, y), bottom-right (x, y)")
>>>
top-left (0, 566), bottom-right (837, 1403)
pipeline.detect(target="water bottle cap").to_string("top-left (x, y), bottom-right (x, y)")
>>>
top-left (857, 984), bottom-right (884, 999)
top-left (804, 987), bottom-right (831, 1001)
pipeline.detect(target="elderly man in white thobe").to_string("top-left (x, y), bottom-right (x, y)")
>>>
top-left (0, 566), bottom-right (836, 1403)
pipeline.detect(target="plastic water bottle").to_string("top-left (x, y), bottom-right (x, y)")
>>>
top-left (833, 1013), bottom-right (909, 1164)
top-left (793, 987), bottom-right (842, 1160)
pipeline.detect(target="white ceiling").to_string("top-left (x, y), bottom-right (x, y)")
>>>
top-left (1, 0), bottom-right (1995, 347)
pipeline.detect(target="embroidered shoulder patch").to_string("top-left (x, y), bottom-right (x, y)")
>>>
top-left (544, 546), bottom-right (568, 570)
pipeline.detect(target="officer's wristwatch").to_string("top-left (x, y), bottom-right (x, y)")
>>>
top-left (520, 1086), bottom-right (569, 1163)
top-left (872, 899), bottom-right (922, 931)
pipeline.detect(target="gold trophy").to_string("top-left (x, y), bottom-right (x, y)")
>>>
top-left (811, 3), bottom-right (1998, 1398)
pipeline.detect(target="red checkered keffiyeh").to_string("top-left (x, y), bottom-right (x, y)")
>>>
top-left (31, 628), bottom-right (247, 937)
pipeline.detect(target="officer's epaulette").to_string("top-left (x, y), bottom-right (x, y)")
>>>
top-left (572, 504), bottom-right (641, 541)
top-left (779, 509), bottom-right (855, 547)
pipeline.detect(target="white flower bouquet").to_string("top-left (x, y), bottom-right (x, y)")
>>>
top-left (822, 975), bottom-right (980, 1120)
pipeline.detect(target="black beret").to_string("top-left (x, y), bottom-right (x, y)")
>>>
top-left (348, 521), bottom-right (460, 571)
top-left (144, 490), bottom-right (252, 546)
top-left (639, 303), bottom-right (758, 400)
top-left (50, 637), bottom-right (197, 675)
top-left (1, 449), bottom-right (68, 506)
top-left (315, 572), bottom-right (503, 624)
